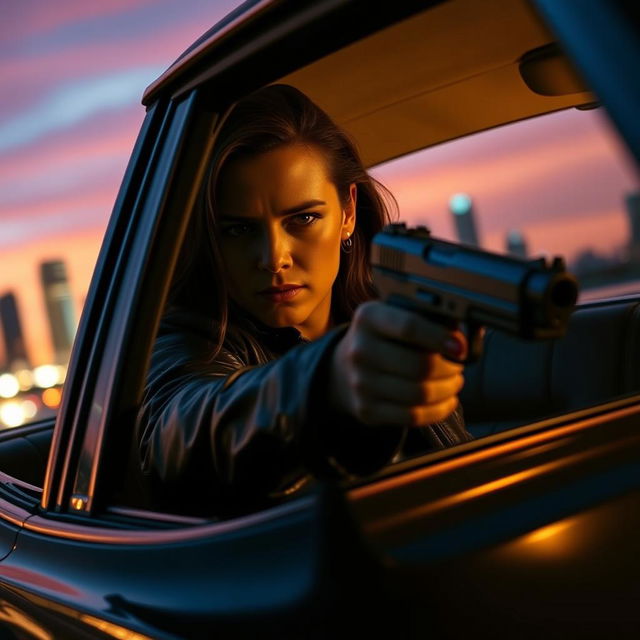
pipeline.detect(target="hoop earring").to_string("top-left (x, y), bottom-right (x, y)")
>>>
top-left (341, 236), bottom-right (353, 253)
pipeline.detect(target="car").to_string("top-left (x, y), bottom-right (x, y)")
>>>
top-left (0, 0), bottom-right (639, 637)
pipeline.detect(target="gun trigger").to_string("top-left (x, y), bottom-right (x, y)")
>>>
top-left (466, 323), bottom-right (484, 364)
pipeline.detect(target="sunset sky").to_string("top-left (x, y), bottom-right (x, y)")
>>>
top-left (0, 0), bottom-right (241, 366)
top-left (1, 0), bottom-right (639, 367)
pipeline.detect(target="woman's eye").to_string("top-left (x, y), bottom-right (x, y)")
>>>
top-left (222, 223), bottom-right (253, 237)
top-left (288, 213), bottom-right (321, 228)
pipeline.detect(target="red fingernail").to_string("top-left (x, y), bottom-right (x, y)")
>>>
top-left (444, 338), bottom-right (464, 358)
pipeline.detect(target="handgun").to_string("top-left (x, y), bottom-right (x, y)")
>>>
top-left (371, 223), bottom-right (579, 362)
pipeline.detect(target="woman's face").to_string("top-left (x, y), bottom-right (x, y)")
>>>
top-left (216, 143), bottom-right (356, 340)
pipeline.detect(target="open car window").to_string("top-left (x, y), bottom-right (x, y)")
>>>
top-left (372, 107), bottom-right (640, 301)
top-left (370, 106), bottom-right (640, 440)
top-left (37, 0), bottom-right (640, 528)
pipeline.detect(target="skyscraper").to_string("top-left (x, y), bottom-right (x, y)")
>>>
top-left (0, 292), bottom-right (30, 371)
top-left (506, 229), bottom-right (528, 259)
top-left (40, 260), bottom-right (76, 365)
top-left (449, 193), bottom-right (479, 246)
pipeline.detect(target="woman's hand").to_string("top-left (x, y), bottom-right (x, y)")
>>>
top-left (329, 301), bottom-right (466, 427)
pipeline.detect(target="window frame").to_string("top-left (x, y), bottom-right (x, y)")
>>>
top-left (38, 0), bottom-right (448, 525)
top-left (32, 0), bottom-right (640, 531)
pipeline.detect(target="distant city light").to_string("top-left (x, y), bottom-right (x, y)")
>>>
top-left (15, 369), bottom-right (34, 391)
top-left (449, 193), bottom-right (472, 216)
top-left (41, 387), bottom-right (62, 409)
top-left (0, 402), bottom-right (25, 428)
top-left (56, 365), bottom-right (67, 384)
top-left (21, 400), bottom-right (38, 420)
top-left (33, 365), bottom-right (60, 388)
top-left (0, 374), bottom-right (20, 399)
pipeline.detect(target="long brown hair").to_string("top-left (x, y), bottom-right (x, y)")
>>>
top-left (170, 84), bottom-right (396, 362)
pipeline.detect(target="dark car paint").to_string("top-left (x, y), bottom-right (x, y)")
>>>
top-left (142, 0), bottom-right (446, 106)
top-left (1, 398), bottom-right (640, 637)
top-left (0, 0), bottom-right (638, 638)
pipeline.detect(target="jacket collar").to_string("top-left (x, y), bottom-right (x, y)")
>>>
top-left (231, 308), bottom-right (309, 354)
top-left (162, 304), bottom-right (310, 356)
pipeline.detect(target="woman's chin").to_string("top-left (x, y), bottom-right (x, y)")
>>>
top-left (258, 307), bottom-right (307, 329)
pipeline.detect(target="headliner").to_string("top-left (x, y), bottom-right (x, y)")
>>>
top-left (280, 0), bottom-right (593, 166)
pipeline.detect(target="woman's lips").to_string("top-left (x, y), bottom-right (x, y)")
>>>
top-left (258, 285), bottom-right (305, 303)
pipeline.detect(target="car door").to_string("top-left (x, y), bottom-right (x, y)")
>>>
top-left (0, 77), bottom-right (341, 640)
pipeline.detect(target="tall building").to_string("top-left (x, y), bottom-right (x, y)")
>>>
top-left (0, 292), bottom-right (30, 371)
top-left (40, 260), bottom-right (76, 365)
top-left (449, 193), bottom-right (479, 246)
top-left (626, 191), bottom-right (640, 263)
top-left (506, 229), bottom-right (528, 259)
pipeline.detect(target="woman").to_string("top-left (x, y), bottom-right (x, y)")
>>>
top-left (137, 84), bottom-right (470, 516)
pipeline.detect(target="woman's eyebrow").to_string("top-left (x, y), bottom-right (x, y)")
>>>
top-left (219, 200), bottom-right (327, 220)
top-left (280, 200), bottom-right (326, 215)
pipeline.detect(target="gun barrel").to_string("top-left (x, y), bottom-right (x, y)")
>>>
top-left (371, 224), bottom-right (578, 339)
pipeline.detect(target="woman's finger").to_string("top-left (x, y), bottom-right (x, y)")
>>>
top-left (355, 301), bottom-right (466, 356)
top-left (347, 335), bottom-right (463, 380)
top-left (352, 396), bottom-right (460, 428)
top-left (354, 369), bottom-right (464, 406)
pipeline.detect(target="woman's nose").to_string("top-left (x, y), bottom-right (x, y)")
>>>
top-left (256, 230), bottom-right (291, 273)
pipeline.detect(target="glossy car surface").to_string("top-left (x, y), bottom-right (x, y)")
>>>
top-left (0, 0), bottom-right (639, 638)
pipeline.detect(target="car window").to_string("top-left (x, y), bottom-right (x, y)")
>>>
top-left (371, 106), bottom-right (640, 301)
top-left (103, 2), bottom-right (640, 522)
top-left (0, 0), bottom-right (235, 482)
top-left (372, 106), bottom-right (640, 439)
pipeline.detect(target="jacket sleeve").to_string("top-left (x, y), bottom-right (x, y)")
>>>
top-left (136, 323), bottom-right (404, 514)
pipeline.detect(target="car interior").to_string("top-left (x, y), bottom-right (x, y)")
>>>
top-left (1, 0), bottom-right (638, 518)
top-left (279, 0), bottom-right (640, 439)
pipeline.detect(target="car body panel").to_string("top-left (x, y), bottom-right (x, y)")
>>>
top-left (3, 397), bottom-right (640, 637)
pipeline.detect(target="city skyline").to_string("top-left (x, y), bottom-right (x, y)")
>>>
top-left (0, 257), bottom-right (78, 371)
top-left (1, 0), bottom-right (242, 366)
top-left (0, 292), bottom-right (30, 370)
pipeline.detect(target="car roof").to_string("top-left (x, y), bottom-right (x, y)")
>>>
top-left (144, 0), bottom-right (595, 167)
top-left (142, 0), bottom-right (272, 105)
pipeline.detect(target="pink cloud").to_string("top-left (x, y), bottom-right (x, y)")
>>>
top-left (0, 109), bottom-right (145, 250)
top-left (2, 0), bottom-right (159, 44)
top-left (0, 17), bottom-right (214, 110)
top-left (0, 185), bottom-right (117, 224)
top-left (373, 107), bottom-right (639, 265)
top-left (0, 106), bottom-right (142, 185)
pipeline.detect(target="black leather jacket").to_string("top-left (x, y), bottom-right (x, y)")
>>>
top-left (136, 309), bottom-right (471, 515)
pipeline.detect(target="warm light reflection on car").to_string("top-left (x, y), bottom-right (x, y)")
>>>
top-left (79, 614), bottom-right (155, 640)
top-left (367, 460), bottom-right (566, 534)
top-left (518, 519), bottom-right (576, 550)
top-left (0, 602), bottom-right (52, 640)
